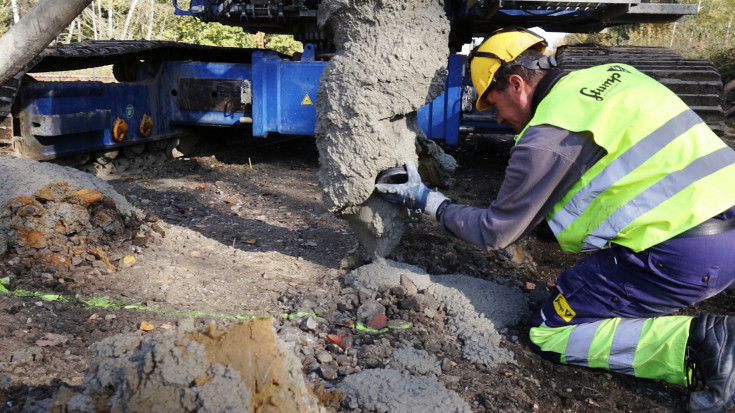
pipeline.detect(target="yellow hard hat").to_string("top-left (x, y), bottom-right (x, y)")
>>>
top-left (470, 28), bottom-right (548, 111)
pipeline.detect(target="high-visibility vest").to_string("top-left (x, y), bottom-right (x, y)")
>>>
top-left (518, 64), bottom-right (735, 253)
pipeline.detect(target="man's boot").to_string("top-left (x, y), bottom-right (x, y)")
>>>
top-left (687, 313), bottom-right (735, 412)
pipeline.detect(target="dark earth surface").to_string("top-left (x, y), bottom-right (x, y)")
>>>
top-left (2, 119), bottom-right (735, 412)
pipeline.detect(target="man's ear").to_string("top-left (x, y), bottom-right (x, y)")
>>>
top-left (508, 74), bottom-right (524, 92)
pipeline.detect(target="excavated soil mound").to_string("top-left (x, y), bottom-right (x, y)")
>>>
top-left (0, 158), bottom-right (151, 290)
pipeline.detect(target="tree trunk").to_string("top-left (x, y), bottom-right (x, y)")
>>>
top-left (108, 0), bottom-right (113, 39)
top-left (67, 18), bottom-right (76, 44)
top-left (122, 0), bottom-right (140, 40)
top-left (146, 0), bottom-right (155, 40)
top-left (10, 0), bottom-right (20, 24)
top-left (669, 22), bottom-right (677, 48)
top-left (91, 1), bottom-right (98, 40)
top-left (0, 0), bottom-right (93, 85)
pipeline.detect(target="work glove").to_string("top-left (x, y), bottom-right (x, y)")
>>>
top-left (374, 162), bottom-right (449, 220)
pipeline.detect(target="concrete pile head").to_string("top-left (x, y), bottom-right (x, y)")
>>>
top-left (314, 0), bottom-right (453, 257)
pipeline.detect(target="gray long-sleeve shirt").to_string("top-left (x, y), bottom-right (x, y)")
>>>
top-left (439, 124), bottom-right (606, 250)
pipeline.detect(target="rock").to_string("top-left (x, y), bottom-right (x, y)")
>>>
top-left (422, 290), bottom-right (441, 312)
top-left (390, 285), bottom-right (407, 299)
top-left (339, 253), bottom-right (362, 270)
top-left (278, 326), bottom-right (318, 348)
top-left (367, 313), bottom-right (388, 330)
top-left (358, 343), bottom-right (392, 369)
top-left (336, 355), bottom-right (352, 366)
top-left (399, 294), bottom-right (427, 312)
top-left (315, 350), bottom-right (334, 364)
top-left (356, 299), bottom-right (385, 323)
top-left (14, 227), bottom-right (47, 249)
top-left (401, 274), bottom-right (419, 295)
top-left (319, 361), bottom-right (339, 380)
top-left (71, 189), bottom-right (104, 206)
top-left (299, 316), bottom-right (318, 332)
top-left (33, 182), bottom-right (69, 202)
top-left (492, 243), bottom-right (537, 271)
top-left (357, 287), bottom-right (376, 303)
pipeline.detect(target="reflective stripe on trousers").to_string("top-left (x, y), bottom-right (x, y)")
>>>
top-left (530, 316), bottom-right (693, 386)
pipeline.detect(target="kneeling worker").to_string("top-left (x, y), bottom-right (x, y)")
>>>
top-left (376, 28), bottom-right (735, 412)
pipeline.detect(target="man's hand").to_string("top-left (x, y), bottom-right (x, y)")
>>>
top-left (375, 162), bottom-right (449, 219)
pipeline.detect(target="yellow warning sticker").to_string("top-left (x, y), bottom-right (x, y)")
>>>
top-left (553, 293), bottom-right (576, 322)
top-left (301, 94), bottom-right (313, 105)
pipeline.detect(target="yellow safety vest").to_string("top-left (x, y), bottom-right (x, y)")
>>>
top-left (519, 64), bottom-right (735, 252)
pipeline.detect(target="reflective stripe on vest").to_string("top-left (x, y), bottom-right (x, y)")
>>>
top-left (584, 146), bottom-right (735, 250)
top-left (547, 109), bottom-right (701, 246)
top-left (521, 64), bottom-right (735, 252)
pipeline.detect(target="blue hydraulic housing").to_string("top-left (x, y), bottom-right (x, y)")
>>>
top-left (417, 54), bottom-right (463, 146)
top-left (14, 45), bottom-right (506, 160)
top-left (251, 45), bottom-right (322, 136)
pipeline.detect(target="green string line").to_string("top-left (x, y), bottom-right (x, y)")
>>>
top-left (1, 286), bottom-right (260, 320)
top-left (0, 284), bottom-right (413, 332)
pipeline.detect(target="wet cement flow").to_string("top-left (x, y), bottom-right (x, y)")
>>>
top-left (314, 0), bottom-right (452, 257)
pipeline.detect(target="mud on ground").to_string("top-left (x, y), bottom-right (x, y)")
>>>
top-left (2, 135), bottom-right (735, 412)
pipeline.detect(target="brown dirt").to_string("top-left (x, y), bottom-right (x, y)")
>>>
top-left (2, 134), bottom-right (735, 412)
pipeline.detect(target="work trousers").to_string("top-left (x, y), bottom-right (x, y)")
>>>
top-left (530, 208), bottom-right (735, 385)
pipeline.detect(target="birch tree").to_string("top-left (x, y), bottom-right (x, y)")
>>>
top-left (11, 0), bottom-right (20, 23)
top-left (90, 0), bottom-right (97, 39)
top-left (121, 0), bottom-right (139, 39)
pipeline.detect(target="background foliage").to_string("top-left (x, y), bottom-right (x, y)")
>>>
top-left (563, 0), bottom-right (735, 83)
top-left (0, 0), bottom-right (731, 82)
top-left (0, 0), bottom-right (302, 54)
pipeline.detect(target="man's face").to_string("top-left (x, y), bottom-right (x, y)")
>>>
top-left (484, 74), bottom-right (535, 133)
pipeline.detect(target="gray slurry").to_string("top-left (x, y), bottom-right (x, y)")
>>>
top-left (346, 258), bottom-right (530, 368)
top-left (337, 368), bottom-right (472, 413)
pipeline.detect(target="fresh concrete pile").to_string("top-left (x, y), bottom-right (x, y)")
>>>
top-left (0, 157), bottom-right (153, 286)
top-left (315, 0), bottom-right (454, 257)
top-left (48, 318), bottom-right (325, 413)
top-left (338, 368), bottom-right (472, 413)
top-left (346, 258), bottom-right (529, 368)
top-left (275, 259), bottom-right (531, 411)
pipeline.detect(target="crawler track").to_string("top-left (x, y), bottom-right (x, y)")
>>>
top-left (556, 45), bottom-right (726, 136)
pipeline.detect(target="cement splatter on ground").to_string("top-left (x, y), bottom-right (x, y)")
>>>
top-left (346, 258), bottom-right (529, 367)
top-left (338, 368), bottom-right (472, 413)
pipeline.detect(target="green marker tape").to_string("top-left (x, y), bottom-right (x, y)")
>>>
top-left (355, 322), bottom-right (413, 334)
